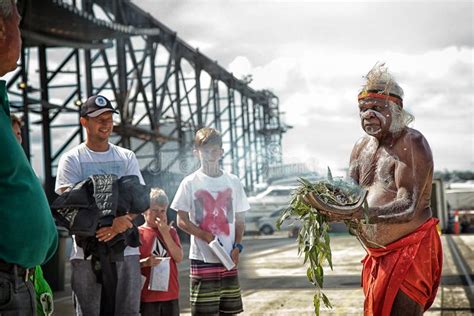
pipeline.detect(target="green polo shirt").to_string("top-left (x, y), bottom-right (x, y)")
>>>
top-left (0, 80), bottom-right (58, 268)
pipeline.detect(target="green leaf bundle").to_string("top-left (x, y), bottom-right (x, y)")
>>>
top-left (277, 177), bottom-right (364, 315)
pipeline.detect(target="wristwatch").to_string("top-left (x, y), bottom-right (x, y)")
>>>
top-left (233, 243), bottom-right (243, 253)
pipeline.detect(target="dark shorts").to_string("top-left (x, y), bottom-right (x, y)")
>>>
top-left (140, 299), bottom-right (179, 316)
top-left (190, 259), bottom-right (243, 315)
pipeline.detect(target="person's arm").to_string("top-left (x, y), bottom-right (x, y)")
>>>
top-left (231, 211), bottom-right (245, 265)
top-left (234, 212), bottom-right (245, 244)
top-left (126, 151), bottom-right (145, 185)
top-left (177, 210), bottom-right (214, 243)
top-left (96, 150), bottom-right (144, 242)
top-left (58, 155), bottom-right (134, 238)
top-left (348, 138), bottom-right (364, 184)
top-left (156, 219), bottom-right (183, 263)
top-left (230, 179), bottom-right (249, 265)
top-left (368, 133), bottom-right (433, 224)
top-left (56, 155), bottom-right (130, 241)
top-left (343, 139), bottom-right (366, 222)
top-left (140, 256), bottom-right (163, 268)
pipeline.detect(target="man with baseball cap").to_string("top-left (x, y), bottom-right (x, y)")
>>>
top-left (56, 94), bottom-right (145, 315)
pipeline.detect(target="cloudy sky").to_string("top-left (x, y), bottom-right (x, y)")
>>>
top-left (138, 0), bottom-right (473, 175)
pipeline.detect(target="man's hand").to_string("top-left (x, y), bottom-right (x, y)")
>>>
top-left (140, 256), bottom-right (163, 268)
top-left (96, 214), bottom-right (133, 242)
top-left (350, 207), bottom-right (365, 221)
top-left (96, 226), bottom-right (118, 242)
top-left (112, 214), bottom-right (133, 233)
top-left (203, 231), bottom-right (214, 244)
top-left (231, 248), bottom-right (240, 266)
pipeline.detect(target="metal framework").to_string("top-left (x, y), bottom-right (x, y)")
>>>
top-left (7, 0), bottom-right (287, 200)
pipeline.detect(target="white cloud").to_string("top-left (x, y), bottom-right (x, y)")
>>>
top-left (227, 46), bottom-right (473, 171)
top-left (228, 56), bottom-right (253, 78)
top-left (10, 0), bottom-right (471, 180)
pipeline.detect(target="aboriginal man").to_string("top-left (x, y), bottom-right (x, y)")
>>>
top-left (348, 64), bottom-right (442, 316)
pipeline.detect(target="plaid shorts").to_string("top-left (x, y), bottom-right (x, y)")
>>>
top-left (190, 260), bottom-right (243, 315)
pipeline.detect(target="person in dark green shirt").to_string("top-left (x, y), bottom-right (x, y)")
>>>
top-left (0, 1), bottom-right (58, 314)
top-left (11, 114), bottom-right (55, 316)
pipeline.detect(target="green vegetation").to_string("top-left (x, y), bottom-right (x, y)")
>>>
top-left (277, 176), bottom-right (365, 315)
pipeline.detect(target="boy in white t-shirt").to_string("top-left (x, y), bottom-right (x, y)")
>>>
top-left (171, 127), bottom-right (249, 315)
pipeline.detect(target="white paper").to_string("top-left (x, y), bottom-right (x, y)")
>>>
top-left (195, 238), bottom-right (219, 263)
top-left (148, 257), bottom-right (170, 291)
top-left (209, 238), bottom-right (236, 271)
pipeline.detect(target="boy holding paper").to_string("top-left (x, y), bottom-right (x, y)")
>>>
top-left (172, 127), bottom-right (249, 315)
top-left (139, 188), bottom-right (183, 316)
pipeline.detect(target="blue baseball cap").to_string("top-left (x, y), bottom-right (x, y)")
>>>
top-left (80, 95), bottom-right (118, 117)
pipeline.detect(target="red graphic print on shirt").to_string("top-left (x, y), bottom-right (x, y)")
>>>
top-left (194, 188), bottom-right (233, 236)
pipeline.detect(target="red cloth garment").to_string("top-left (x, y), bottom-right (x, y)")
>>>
top-left (139, 226), bottom-right (181, 302)
top-left (361, 218), bottom-right (442, 316)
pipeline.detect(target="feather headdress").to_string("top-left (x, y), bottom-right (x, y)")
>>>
top-left (358, 62), bottom-right (404, 107)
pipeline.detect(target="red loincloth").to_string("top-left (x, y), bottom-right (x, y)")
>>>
top-left (361, 218), bottom-right (443, 316)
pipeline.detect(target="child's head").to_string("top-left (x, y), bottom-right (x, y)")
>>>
top-left (10, 113), bottom-right (22, 144)
top-left (194, 127), bottom-right (224, 163)
top-left (194, 127), bottom-right (223, 148)
top-left (144, 188), bottom-right (169, 227)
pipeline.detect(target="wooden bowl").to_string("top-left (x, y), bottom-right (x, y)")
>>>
top-left (302, 189), bottom-right (368, 220)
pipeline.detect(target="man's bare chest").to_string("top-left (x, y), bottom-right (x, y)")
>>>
top-left (357, 147), bottom-right (398, 189)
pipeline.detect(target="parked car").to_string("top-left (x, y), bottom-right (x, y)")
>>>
top-left (257, 209), bottom-right (301, 237)
top-left (245, 185), bottom-right (297, 236)
top-left (247, 185), bottom-right (295, 213)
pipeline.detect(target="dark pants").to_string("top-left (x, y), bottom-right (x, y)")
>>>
top-left (0, 269), bottom-right (36, 315)
top-left (71, 256), bottom-right (141, 316)
top-left (140, 299), bottom-right (179, 316)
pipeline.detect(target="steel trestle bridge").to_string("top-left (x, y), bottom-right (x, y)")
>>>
top-left (7, 0), bottom-right (287, 199)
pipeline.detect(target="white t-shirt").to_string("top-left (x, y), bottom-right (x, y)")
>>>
top-left (170, 169), bottom-right (250, 263)
top-left (55, 143), bottom-right (145, 260)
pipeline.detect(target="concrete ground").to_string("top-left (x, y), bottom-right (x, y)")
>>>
top-left (54, 232), bottom-right (474, 315)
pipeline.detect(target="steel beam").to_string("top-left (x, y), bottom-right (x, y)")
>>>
top-left (7, 0), bottom-right (287, 195)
